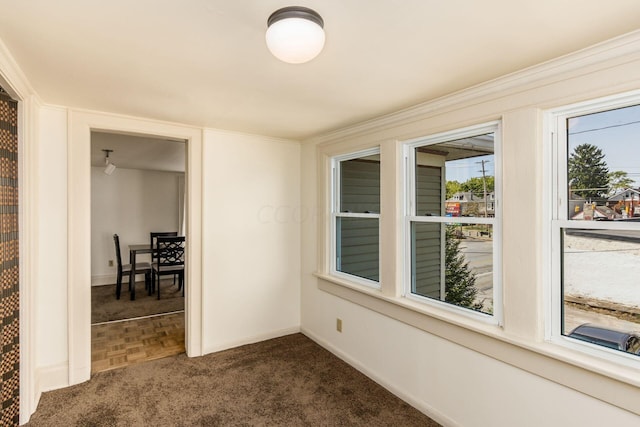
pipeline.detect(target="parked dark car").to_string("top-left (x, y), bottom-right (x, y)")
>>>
top-left (568, 324), bottom-right (640, 355)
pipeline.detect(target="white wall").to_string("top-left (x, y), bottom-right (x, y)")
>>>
top-left (300, 34), bottom-right (640, 426)
top-left (201, 129), bottom-right (301, 352)
top-left (91, 166), bottom-right (183, 284)
top-left (1, 27), bottom-right (301, 421)
top-left (31, 109), bottom-right (302, 410)
top-left (36, 106), bottom-right (68, 387)
top-left (301, 289), bottom-right (638, 426)
top-left (21, 29), bottom-right (640, 427)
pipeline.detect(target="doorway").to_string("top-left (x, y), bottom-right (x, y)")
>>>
top-left (89, 132), bottom-right (187, 373)
top-left (68, 111), bottom-right (203, 386)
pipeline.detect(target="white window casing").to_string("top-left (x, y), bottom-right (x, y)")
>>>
top-left (546, 90), bottom-right (640, 367)
top-left (330, 147), bottom-right (381, 288)
top-left (402, 121), bottom-right (503, 325)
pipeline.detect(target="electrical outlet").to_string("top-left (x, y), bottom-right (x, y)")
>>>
top-left (336, 318), bottom-right (342, 333)
top-left (108, 260), bottom-right (114, 267)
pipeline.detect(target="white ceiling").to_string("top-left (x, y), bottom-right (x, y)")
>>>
top-left (91, 132), bottom-right (185, 172)
top-left (1, 1), bottom-right (640, 141)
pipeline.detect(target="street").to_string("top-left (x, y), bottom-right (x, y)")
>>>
top-left (564, 303), bottom-right (639, 333)
top-left (458, 237), bottom-right (640, 333)
top-left (459, 238), bottom-right (493, 311)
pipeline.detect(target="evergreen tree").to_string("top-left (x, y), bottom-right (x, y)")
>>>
top-left (568, 143), bottom-right (609, 200)
top-left (444, 226), bottom-right (483, 311)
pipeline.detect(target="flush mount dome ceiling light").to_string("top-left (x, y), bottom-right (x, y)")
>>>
top-left (266, 6), bottom-right (325, 64)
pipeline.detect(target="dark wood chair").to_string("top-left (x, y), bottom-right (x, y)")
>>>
top-left (150, 231), bottom-right (178, 293)
top-left (152, 235), bottom-right (185, 299)
top-left (113, 234), bottom-right (152, 300)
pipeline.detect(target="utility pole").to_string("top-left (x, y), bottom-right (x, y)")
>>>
top-left (477, 159), bottom-right (489, 218)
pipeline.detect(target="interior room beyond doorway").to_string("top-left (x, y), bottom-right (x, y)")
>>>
top-left (90, 131), bottom-right (187, 373)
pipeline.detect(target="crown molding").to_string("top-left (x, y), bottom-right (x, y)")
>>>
top-left (306, 29), bottom-right (640, 145)
top-left (0, 37), bottom-right (41, 104)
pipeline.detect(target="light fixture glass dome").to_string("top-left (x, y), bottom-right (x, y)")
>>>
top-left (266, 7), bottom-right (325, 64)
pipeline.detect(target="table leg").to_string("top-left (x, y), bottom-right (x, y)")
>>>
top-left (130, 250), bottom-right (136, 300)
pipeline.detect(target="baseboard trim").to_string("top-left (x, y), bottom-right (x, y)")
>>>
top-left (91, 274), bottom-right (146, 286)
top-left (203, 326), bottom-right (301, 355)
top-left (36, 362), bottom-right (69, 394)
top-left (300, 327), bottom-right (458, 427)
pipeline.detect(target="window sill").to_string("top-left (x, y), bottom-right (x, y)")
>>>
top-left (315, 271), bottom-right (500, 334)
top-left (313, 271), bottom-right (640, 416)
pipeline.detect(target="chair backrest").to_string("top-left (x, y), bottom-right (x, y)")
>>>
top-left (113, 234), bottom-right (123, 271)
top-left (155, 236), bottom-right (185, 268)
top-left (150, 231), bottom-right (178, 262)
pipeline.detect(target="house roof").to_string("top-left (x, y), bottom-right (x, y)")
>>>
top-left (1, 1), bottom-right (640, 140)
top-left (608, 188), bottom-right (640, 201)
top-left (571, 205), bottom-right (619, 220)
top-left (447, 191), bottom-right (495, 202)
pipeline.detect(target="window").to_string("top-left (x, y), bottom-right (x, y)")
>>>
top-left (331, 149), bottom-right (380, 286)
top-left (404, 122), bottom-right (501, 320)
top-left (550, 94), bottom-right (640, 359)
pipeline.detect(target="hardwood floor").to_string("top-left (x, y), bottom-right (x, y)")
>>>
top-left (91, 312), bottom-right (185, 374)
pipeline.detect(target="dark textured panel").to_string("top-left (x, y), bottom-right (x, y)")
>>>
top-left (0, 90), bottom-right (19, 426)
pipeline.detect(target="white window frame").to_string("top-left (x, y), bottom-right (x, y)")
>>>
top-left (402, 121), bottom-right (502, 324)
top-left (546, 90), bottom-right (640, 366)
top-left (330, 147), bottom-right (381, 289)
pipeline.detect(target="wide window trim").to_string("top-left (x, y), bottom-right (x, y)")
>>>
top-left (402, 121), bottom-right (503, 325)
top-left (315, 116), bottom-right (639, 415)
top-left (546, 91), bottom-right (640, 368)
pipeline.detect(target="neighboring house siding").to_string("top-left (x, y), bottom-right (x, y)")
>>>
top-left (338, 217), bottom-right (379, 281)
top-left (416, 165), bottom-right (441, 216)
top-left (413, 165), bottom-right (443, 298)
top-left (413, 222), bottom-right (442, 298)
top-left (339, 159), bottom-right (379, 281)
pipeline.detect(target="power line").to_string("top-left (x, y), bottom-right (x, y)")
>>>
top-left (568, 119), bottom-right (640, 135)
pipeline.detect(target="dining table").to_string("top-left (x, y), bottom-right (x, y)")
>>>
top-left (128, 243), bottom-right (153, 300)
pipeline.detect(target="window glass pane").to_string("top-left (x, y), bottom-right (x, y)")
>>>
top-left (416, 133), bottom-right (494, 218)
top-left (340, 155), bottom-right (380, 213)
top-left (412, 222), bottom-right (442, 298)
top-left (567, 104), bottom-right (640, 220)
top-left (415, 165), bottom-right (442, 216)
top-left (412, 222), bottom-right (493, 314)
top-left (561, 229), bottom-right (640, 356)
top-left (336, 217), bottom-right (379, 282)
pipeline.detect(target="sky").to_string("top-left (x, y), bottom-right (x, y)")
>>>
top-left (445, 154), bottom-right (495, 184)
top-left (568, 103), bottom-right (640, 187)
top-left (442, 103), bottom-right (640, 187)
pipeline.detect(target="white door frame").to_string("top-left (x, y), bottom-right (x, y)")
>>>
top-left (68, 110), bottom-right (203, 384)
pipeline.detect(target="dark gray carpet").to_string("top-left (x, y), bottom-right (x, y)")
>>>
top-left (92, 281), bottom-right (185, 324)
top-left (26, 333), bottom-right (439, 426)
